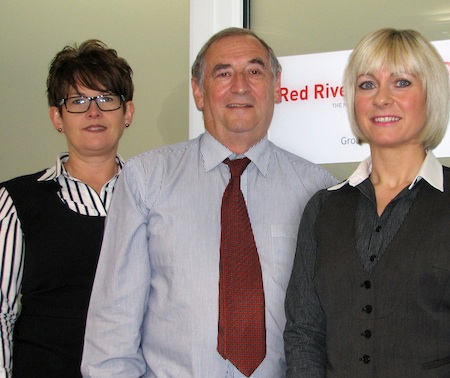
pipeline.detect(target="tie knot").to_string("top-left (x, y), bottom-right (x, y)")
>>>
top-left (224, 157), bottom-right (251, 178)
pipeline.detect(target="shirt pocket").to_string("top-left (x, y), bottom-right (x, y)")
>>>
top-left (270, 224), bottom-right (298, 289)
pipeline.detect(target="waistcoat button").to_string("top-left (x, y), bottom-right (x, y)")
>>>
top-left (361, 280), bottom-right (371, 289)
top-left (360, 355), bottom-right (371, 364)
top-left (362, 305), bottom-right (372, 313)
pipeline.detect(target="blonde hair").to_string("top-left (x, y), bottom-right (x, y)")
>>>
top-left (343, 28), bottom-right (450, 150)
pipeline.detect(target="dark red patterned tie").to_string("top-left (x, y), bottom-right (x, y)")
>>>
top-left (217, 157), bottom-right (266, 377)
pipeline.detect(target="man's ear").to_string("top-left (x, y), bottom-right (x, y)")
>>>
top-left (191, 78), bottom-right (204, 111)
top-left (274, 72), bottom-right (282, 104)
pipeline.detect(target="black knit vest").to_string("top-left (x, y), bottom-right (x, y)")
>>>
top-left (313, 166), bottom-right (450, 378)
top-left (3, 171), bottom-right (105, 377)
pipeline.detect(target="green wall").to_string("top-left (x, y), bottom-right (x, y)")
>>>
top-left (0, 0), bottom-right (189, 182)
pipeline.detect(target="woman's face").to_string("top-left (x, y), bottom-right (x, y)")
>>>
top-left (354, 68), bottom-right (427, 149)
top-left (50, 84), bottom-right (134, 159)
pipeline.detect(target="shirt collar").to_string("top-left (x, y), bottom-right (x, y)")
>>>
top-left (329, 150), bottom-right (443, 192)
top-left (200, 131), bottom-right (270, 176)
top-left (37, 152), bottom-right (125, 182)
top-left (411, 150), bottom-right (443, 191)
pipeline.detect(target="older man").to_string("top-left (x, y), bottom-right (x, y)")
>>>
top-left (81, 27), bottom-right (337, 377)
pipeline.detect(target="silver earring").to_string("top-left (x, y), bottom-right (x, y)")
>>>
top-left (125, 123), bottom-right (130, 128)
top-left (58, 128), bottom-right (63, 133)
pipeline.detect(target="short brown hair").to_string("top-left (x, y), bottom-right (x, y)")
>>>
top-left (47, 39), bottom-right (134, 111)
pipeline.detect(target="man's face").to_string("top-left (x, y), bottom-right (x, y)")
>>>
top-left (192, 34), bottom-right (281, 153)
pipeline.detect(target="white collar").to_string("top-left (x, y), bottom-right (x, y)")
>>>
top-left (37, 153), bottom-right (125, 182)
top-left (329, 150), bottom-right (443, 192)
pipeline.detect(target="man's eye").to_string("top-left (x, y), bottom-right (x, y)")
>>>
top-left (358, 81), bottom-right (375, 90)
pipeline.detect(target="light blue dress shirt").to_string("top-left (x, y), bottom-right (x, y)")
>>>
top-left (81, 132), bottom-right (337, 378)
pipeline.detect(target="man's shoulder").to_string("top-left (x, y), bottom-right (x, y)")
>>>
top-left (270, 142), bottom-right (315, 165)
top-left (270, 142), bottom-right (335, 177)
top-left (127, 138), bottom-right (200, 166)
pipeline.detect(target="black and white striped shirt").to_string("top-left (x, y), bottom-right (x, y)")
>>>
top-left (0, 153), bottom-right (123, 377)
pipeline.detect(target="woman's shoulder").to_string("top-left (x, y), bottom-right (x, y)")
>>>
top-left (1, 169), bottom-right (47, 188)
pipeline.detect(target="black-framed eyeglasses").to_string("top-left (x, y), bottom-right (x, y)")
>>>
top-left (59, 94), bottom-right (125, 113)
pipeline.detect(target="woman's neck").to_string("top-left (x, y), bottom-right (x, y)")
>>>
top-left (369, 144), bottom-right (426, 215)
top-left (63, 153), bottom-right (119, 194)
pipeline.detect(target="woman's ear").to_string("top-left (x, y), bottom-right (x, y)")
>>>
top-left (49, 106), bottom-right (64, 132)
top-left (124, 101), bottom-right (135, 126)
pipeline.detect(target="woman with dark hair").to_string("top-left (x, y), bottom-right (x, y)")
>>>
top-left (0, 39), bottom-right (134, 377)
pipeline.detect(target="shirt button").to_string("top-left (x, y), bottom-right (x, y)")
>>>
top-left (362, 305), bottom-right (373, 313)
top-left (360, 355), bottom-right (371, 364)
top-left (370, 255), bottom-right (377, 262)
top-left (376, 225), bottom-right (381, 232)
top-left (361, 330), bottom-right (372, 338)
top-left (361, 280), bottom-right (371, 289)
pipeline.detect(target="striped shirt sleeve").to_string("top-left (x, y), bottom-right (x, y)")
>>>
top-left (0, 187), bottom-right (24, 378)
top-left (0, 154), bottom-right (122, 377)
